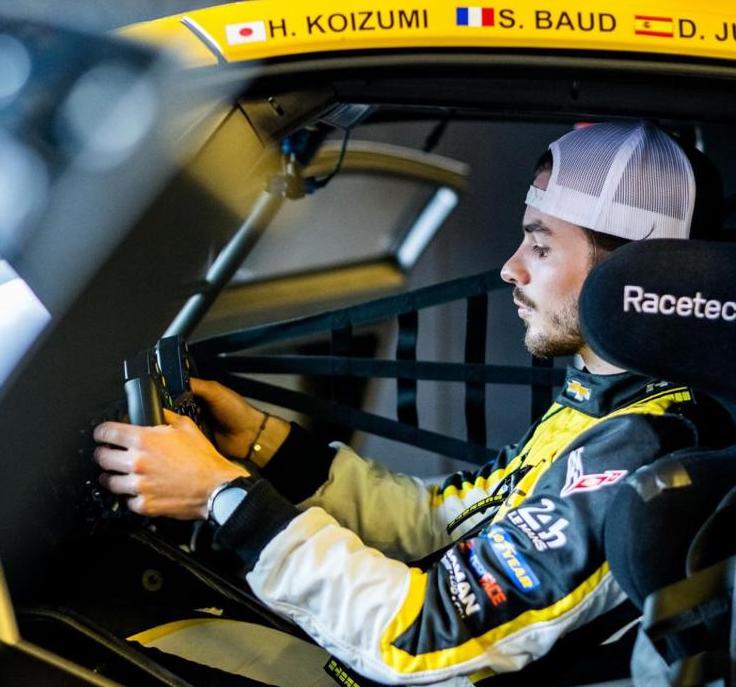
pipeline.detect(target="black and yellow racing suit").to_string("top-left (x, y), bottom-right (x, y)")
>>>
top-left (213, 367), bottom-right (731, 685)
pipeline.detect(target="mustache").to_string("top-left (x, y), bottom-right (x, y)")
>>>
top-left (513, 288), bottom-right (536, 310)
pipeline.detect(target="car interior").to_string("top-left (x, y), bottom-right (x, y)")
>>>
top-left (2, 10), bottom-right (736, 687)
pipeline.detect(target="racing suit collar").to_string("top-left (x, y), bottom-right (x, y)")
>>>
top-left (556, 365), bottom-right (673, 417)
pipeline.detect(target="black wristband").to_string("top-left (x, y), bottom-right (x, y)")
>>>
top-left (214, 478), bottom-right (300, 571)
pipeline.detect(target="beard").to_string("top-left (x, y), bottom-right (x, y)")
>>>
top-left (514, 288), bottom-right (584, 358)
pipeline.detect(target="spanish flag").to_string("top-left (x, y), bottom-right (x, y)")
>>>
top-left (634, 15), bottom-right (674, 38)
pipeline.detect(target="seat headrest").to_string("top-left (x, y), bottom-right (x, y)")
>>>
top-left (580, 239), bottom-right (736, 404)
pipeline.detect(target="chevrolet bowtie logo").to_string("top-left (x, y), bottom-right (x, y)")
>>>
top-left (566, 380), bottom-right (591, 402)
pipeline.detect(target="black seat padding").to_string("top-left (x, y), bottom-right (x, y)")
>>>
top-left (580, 239), bottom-right (736, 407)
top-left (604, 451), bottom-right (736, 611)
top-left (579, 239), bottom-right (736, 683)
top-left (581, 239), bottom-right (736, 603)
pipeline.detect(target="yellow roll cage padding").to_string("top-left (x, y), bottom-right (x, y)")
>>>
top-left (120, 0), bottom-right (736, 68)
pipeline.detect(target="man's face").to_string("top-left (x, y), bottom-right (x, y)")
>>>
top-left (500, 170), bottom-right (592, 358)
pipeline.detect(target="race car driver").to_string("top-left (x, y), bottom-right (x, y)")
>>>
top-left (93, 121), bottom-right (734, 685)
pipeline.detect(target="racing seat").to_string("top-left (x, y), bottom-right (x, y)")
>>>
top-left (579, 238), bottom-right (736, 686)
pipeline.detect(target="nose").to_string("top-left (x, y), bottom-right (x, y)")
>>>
top-left (500, 246), bottom-right (529, 286)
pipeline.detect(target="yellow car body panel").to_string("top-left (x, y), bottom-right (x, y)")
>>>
top-left (120, 0), bottom-right (736, 67)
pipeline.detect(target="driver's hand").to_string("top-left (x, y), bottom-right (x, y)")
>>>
top-left (93, 409), bottom-right (248, 520)
top-left (191, 378), bottom-right (289, 465)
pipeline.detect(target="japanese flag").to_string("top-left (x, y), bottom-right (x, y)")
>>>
top-left (226, 21), bottom-right (267, 45)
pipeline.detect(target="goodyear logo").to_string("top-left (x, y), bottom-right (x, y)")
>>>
top-left (485, 526), bottom-right (540, 592)
top-left (566, 379), bottom-right (591, 402)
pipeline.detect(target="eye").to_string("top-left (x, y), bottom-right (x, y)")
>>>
top-left (532, 244), bottom-right (550, 258)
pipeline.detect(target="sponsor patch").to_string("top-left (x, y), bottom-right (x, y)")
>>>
top-left (507, 498), bottom-right (569, 551)
top-left (441, 549), bottom-right (483, 618)
top-left (561, 447), bottom-right (628, 498)
top-left (463, 541), bottom-right (508, 606)
top-left (565, 379), bottom-right (591, 402)
top-left (485, 526), bottom-right (540, 592)
top-left (623, 285), bottom-right (736, 322)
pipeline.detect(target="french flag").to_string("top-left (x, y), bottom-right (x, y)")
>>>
top-left (456, 7), bottom-right (495, 27)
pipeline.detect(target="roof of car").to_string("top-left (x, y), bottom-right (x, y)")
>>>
top-left (119, 0), bottom-right (736, 68)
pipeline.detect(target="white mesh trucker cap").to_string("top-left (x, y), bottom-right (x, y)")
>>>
top-left (525, 121), bottom-right (696, 240)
